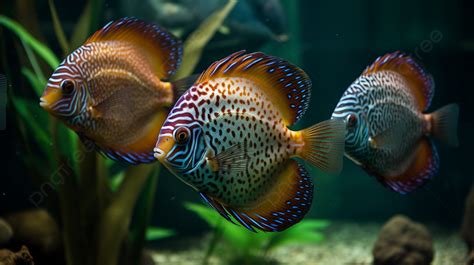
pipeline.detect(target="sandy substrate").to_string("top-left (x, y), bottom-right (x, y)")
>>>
top-left (150, 221), bottom-right (468, 265)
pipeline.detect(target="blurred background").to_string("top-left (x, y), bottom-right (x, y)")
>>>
top-left (1, 0), bottom-right (473, 234)
top-left (0, 0), bottom-right (473, 264)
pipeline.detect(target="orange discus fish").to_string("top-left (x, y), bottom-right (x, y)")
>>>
top-left (154, 51), bottom-right (345, 232)
top-left (40, 17), bottom-right (190, 164)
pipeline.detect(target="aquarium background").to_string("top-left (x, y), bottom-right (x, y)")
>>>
top-left (0, 0), bottom-right (473, 263)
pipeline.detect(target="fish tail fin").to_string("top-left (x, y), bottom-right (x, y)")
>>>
top-left (171, 74), bottom-right (199, 99)
top-left (429, 103), bottom-right (459, 147)
top-left (298, 119), bottom-right (345, 174)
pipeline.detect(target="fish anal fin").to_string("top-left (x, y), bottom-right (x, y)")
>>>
top-left (196, 51), bottom-right (312, 125)
top-left (199, 160), bottom-right (313, 232)
top-left (372, 138), bottom-right (439, 194)
top-left (85, 17), bottom-right (182, 79)
top-left (363, 51), bottom-right (435, 111)
top-left (85, 110), bottom-right (167, 164)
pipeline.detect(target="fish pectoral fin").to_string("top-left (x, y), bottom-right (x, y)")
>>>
top-left (208, 142), bottom-right (249, 174)
top-left (87, 106), bottom-right (102, 119)
top-left (370, 130), bottom-right (400, 151)
top-left (371, 137), bottom-right (439, 194)
top-left (369, 119), bottom-right (406, 151)
top-left (199, 160), bottom-right (313, 232)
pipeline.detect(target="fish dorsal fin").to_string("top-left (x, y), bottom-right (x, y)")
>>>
top-left (199, 160), bottom-right (313, 232)
top-left (85, 17), bottom-right (182, 79)
top-left (362, 51), bottom-right (435, 111)
top-left (196, 51), bottom-right (312, 125)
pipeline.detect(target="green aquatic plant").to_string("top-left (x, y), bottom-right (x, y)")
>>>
top-left (185, 202), bottom-right (329, 264)
top-left (0, 0), bottom-right (236, 264)
top-left (174, 0), bottom-right (237, 79)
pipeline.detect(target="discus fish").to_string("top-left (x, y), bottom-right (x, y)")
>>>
top-left (332, 51), bottom-right (459, 194)
top-left (154, 51), bottom-right (345, 232)
top-left (40, 17), bottom-right (190, 164)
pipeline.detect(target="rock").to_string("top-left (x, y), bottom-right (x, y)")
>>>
top-left (461, 184), bottom-right (474, 255)
top-left (372, 215), bottom-right (434, 265)
top-left (5, 209), bottom-right (60, 255)
top-left (0, 219), bottom-right (13, 245)
top-left (0, 245), bottom-right (34, 265)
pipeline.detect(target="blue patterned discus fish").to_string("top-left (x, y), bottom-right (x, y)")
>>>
top-left (332, 51), bottom-right (459, 194)
top-left (40, 17), bottom-right (188, 164)
top-left (154, 51), bottom-right (346, 232)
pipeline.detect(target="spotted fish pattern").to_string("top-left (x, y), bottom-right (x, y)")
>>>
top-left (332, 51), bottom-right (459, 194)
top-left (40, 17), bottom-right (184, 164)
top-left (155, 51), bottom-right (345, 232)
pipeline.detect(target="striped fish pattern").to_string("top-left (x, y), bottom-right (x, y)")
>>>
top-left (154, 51), bottom-right (345, 232)
top-left (332, 51), bottom-right (459, 194)
top-left (40, 18), bottom-right (184, 164)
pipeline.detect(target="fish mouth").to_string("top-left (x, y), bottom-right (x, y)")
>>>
top-left (154, 136), bottom-right (174, 161)
top-left (153, 147), bottom-right (165, 161)
top-left (39, 97), bottom-right (49, 108)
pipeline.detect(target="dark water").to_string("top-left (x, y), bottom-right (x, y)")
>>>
top-left (0, 0), bottom-right (472, 239)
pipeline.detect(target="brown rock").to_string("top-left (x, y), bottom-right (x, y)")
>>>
top-left (0, 245), bottom-right (34, 265)
top-left (5, 209), bottom-right (60, 255)
top-left (461, 184), bottom-right (474, 254)
top-left (372, 215), bottom-right (434, 265)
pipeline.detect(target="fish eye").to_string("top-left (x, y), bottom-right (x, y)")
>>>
top-left (346, 114), bottom-right (357, 128)
top-left (173, 127), bottom-right (190, 145)
top-left (61, 80), bottom-right (75, 94)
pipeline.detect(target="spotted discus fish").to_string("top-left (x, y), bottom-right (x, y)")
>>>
top-left (332, 51), bottom-right (459, 194)
top-left (40, 17), bottom-right (189, 164)
top-left (154, 51), bottom-right (345, 232)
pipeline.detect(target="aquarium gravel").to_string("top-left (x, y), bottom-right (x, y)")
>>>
top-left (150, 221), bottom-right (467, 265)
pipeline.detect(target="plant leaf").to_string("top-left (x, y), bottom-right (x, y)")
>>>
top-left (292, 219), bottom-right (330, 230)
top-left (21, 67), bottom-right (45, 97)
top-left (184, 202), bottom-right (221, 227)
top-left (70, 0), bottom-right (91, 50)
top-left (264, 219), bottom-right (329, 252)
top-left (173, 0), bottom-right (237, 79)
top-left (126, 167), bottom-right (160, 263)
top-left (184, 202), bottom-right (269, 250)
top-left (0, 15), bottom-right (60, 68)
top-left (109, 170), bottom-right (125, 192)
top-left (9, 96), bottom-right (51, 150)
top-left (48, 0), bottom-right (70, 55)
top-left (146, 227), bottom-right (175, 241)
top-left (21, 39), bottom-right (47, 87)
top-left (88, 0), bottom-right (104, 35)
